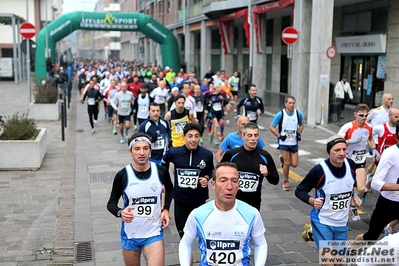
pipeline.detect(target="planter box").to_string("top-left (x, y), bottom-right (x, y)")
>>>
top-left (0, 128), bottom-right (47, 170)
top-left (29, 101), bottom-right (60, 120)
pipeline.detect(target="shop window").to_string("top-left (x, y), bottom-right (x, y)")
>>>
top-left (211, 29), bottom-right (221, 50)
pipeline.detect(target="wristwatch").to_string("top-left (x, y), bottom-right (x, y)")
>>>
top-left (117, 209), bottom-right (122, 218)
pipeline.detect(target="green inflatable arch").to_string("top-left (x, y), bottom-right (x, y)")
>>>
top-left (35, 12), bottom-right (180, 80)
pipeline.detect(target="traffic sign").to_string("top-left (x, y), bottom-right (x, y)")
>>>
top-left (326, 46), bottom-right (337, 59)
top-left (20, 22), bottom-right (36, 39)
top-left (282, 27), bottom-right (298, 45)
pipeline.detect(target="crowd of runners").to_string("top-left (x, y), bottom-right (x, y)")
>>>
top-left (59, 58), bottom-right (399, 265)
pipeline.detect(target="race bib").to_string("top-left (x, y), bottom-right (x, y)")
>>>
top-left (247, 111), bottom-right (257, 121)
top-left (351, 150), bottom-right (366, 164)
top-left (152, 136), bottom-right (165, 150)
top-left (121, 101), bottom-right (130, 108)
top-left (130, 196), bottom-right (157, 219)
top-left (329, 192), bottom-right (351, 212)
top-left (139, 104), bottom-right (147, 112)
top-left (213, 102), bottom-right (222, 111)
top-left (177, 169), bottom-right (199, 189)
top-left (175, 122), bottom-right (187, 133)
top-left (238, 171), bottom-right (259, 192)
top-left (87, 98), bottom-right (95, 105)
top-left (284, 130), bottom-right (296, 140)
top-left (206, 240), bottom-right (240, 265)
top-left (158, 96), bottom-right (166, 102)
top-left (195, 103), bottom-right (204, 112)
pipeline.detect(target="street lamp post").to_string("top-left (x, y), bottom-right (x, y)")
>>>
top-left (248, 0), bottom-right (253, 84)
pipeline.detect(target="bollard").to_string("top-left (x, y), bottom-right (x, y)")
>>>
top-left (63, 94), bottom-right (67, 128)
top-left (67, 82), bottom-right (72, 109)
top-left (61, 102), bottom-right (65, 141)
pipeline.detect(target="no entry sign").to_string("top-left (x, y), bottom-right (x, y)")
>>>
top-left (282, 27), bottom-right (298, 45)
top-left (20, 22), bottom-right (36, 39)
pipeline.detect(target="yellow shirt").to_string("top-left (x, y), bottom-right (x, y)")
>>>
top-left (170, 109), bottom-right (190, 147)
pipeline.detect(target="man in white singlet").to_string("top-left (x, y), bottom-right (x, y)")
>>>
top-left (106, 133), bottom-right (173, 266)
top-left (179, 162), bottom-right (268, 266)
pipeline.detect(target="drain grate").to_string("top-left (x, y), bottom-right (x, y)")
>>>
top-left (90, 172), bottom-right (116, 183)
top-left (75, 241), bottom-right (93, 263)
top-left (77, 129), bottom-right (84, 133)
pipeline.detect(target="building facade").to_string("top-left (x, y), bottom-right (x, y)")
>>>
top-left (116, 0), bottom-right (396, 126)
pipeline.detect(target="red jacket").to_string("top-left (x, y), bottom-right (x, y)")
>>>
top-left (127, 81), bottom-right (142, 98)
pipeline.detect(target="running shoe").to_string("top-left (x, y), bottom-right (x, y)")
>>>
top-left (219, 134), bottom-right (225, 140)
top-left (93, 119), bottom-right (97, 124)
top-left (350, 206), bottom-right (361, 221)
top-left (301, 222), bottom-right (314, 242)
top-left (283, 180), bottom-right (290, 191)
top-left (120, 137), bottom-right (125, 144)
top-left (213, 139), bottom-right (219, 147)
top-left (112, 129), bottom-right (117, 135)
top-left (279, 155), bottom-right (284, 167)
top-left (383, 223), bottom-right (397, 236)
top-left (361, 189), bottom-right (368, 203)
top-left (104, 113), bottom-right (107, 119)
top-left (91, 128), bottom-right (95, 134)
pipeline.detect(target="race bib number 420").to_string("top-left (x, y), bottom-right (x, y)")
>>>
top-left (177, 169), bottom-right (200, 189)
top-left (238, 171), bottom-right (259, 192)
top-left (206, 239), bottom-right (240, 265)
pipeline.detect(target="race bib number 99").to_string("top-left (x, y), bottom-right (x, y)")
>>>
top-left (238, 171), bottom-right (259, 192)
top-left (329, 192), bottom-right (351, 212)
top-left (177, 169), bottom-right (200, 189)
top-left (284, 129), bottom-right (296, 140)
top-left (206, 239), bottom-right (240, 265)
top-left (131, 196), bottom-right (157, 218)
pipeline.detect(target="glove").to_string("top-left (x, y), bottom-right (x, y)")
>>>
top-left (81, 100), bottom-right (84, 104)
top-left (95, 100), bottom-right (99, 103)
top-left (151, 134), bottom-right (158, 143)
top-left (297, 133), bottom-right (301, 141)
top-left (279, 135), bottom-right (287, 141)
top-left (348, 136), bottom-right (362, 144)
top-left (372, 149), bottom-right (381, 161)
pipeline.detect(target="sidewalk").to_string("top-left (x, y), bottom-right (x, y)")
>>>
top-left (0, 81), bottom-right (376, 265)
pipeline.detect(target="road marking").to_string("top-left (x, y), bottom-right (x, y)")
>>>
top-left (269, 144), bottom-right (311, 156)
top-left (315, 139), bottom-right (328, 144)
top-left (277, 168), bottom-right (303, 182)
top-left (307, 158), bottom-right (325, 165)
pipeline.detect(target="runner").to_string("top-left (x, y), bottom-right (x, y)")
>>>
top-left (236, 84), bottom-right (264, 124)
top-left (111, 81), bottom-right (135, 144)
top-left (337, 103), bottom-right (378, 221)
top-left (179, 162), bottom-right (268, 266)
top-left (215, 116), bottom-right (265, 163)
top-left (81, 79), bottom-right (103, 134)
top-left (138, 103), bottom-right (170, 165)
top-left (104, 79), bottom-right (121, 135)
top-left (269, 95), bottom-right (304, 191)
top-left (206, 84), bottom-right (228, 146)
top-left (106, 133), bottom-right (173, 266)
top-left (164, 95), bottom-right (195, 148)
top-left (162, 123), bottom-right (214, 238)
top-left (132, 84), bottom-right (151, 127)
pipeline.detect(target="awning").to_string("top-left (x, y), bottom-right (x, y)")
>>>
top-left (218, 9), bottom-right (250, 54)
top-left (253, 0), bottom-right (294, 53)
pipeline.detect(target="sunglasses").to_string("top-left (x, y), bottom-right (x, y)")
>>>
top-left (357, 113), bottom-right (368, 118)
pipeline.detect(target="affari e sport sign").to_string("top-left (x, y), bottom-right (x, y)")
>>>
top-left (80, 14), bottom-right (139, 30)
top-left (335, 34), bottom-right (386, 54)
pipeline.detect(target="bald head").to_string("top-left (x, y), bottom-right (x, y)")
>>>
top-left (382, 93), bottom-right (394, 109)
top-left (236, 116), bottom-right (250, 135)
top-left (388, 108), bottom-right (399, 127)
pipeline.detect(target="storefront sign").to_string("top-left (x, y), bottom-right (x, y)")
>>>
top-left (377, 56), bottom-right (386, 79)
top-left (80, 14), bottom-right (138, 29)
top-left (335, 34), bottom-right (386, 54)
